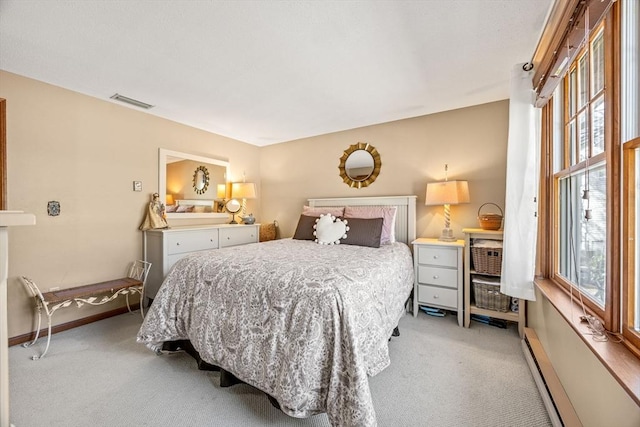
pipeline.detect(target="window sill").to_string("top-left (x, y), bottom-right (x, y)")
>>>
top-left (534, 278), bottom-right (640, 406)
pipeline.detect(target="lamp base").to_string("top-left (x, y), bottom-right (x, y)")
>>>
top-left (438, 228), bottom-right (456, 242)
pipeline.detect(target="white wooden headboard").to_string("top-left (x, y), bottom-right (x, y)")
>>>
top-left (307, 195), bottom-right (417, 244)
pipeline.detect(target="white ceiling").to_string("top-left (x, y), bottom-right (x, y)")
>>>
top-left (0, 0), bottom-right (552, 146)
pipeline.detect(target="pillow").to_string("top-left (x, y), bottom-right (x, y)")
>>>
top-left (340, 217), bottom-right (384, 248)
top-left (292, 215), bottom-right (318, 240)
top-left (165, 204), bottom-right (178, 213)
top-left (344, 206), bottom-right (397, 245)
top-left (176, 205), bottom-right (194, 213)
top-left (313, 214), bottom-right (349, 245)
top-left (302, 206), bottom-right (345, 217)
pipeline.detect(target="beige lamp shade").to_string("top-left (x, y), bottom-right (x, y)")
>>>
top-left (231, 182), bottom-right (257, 219)
top-left (217, 184), bottom-right (227, 199)
top-left (425, 180), bottom-right (470, 241)
top-left (425, 180), bottom-right (470, 206)
top-left (231, 182), bottom-right (257, 199)
top-left (165, 194), bottom-right (175, 205)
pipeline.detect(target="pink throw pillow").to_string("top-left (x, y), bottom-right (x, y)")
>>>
top-left (302, 206), bottom-right (345, 217)
top-left (343, 206), bottom-right (397, 245)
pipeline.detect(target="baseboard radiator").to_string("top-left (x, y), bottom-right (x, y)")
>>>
top-left (521, 327), bottom-right (582, 427)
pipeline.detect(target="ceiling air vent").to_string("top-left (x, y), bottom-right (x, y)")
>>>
top-left (109, 93), bottom-right (154, 109)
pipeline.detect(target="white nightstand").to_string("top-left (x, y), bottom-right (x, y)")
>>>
top-left (412, 238), bottom-right (465, 326)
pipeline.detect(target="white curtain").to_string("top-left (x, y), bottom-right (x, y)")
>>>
top-left (500, 63), bottom-right (540, 301)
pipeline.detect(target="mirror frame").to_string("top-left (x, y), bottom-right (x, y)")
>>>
top-left (338, 142), bottom-right (381, 189)
top-left (159, 148), bottom-right (230, 219)
top-left (192, 165), bottom-right (210, 194)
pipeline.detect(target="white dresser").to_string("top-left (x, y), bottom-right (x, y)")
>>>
top-left (412, 238), bottom-right (464, 326)
top-left (143, 224), bottom-right (259, 299)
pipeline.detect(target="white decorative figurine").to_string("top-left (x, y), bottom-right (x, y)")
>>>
top-left (139, 193), bottom-right (169, 230)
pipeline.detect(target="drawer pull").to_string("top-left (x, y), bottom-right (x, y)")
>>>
top-left (227, 237), bottom-right (231, 240)
top-left (433, 255), bottom-right (439, 259)
top-left (176, 242), bottom-right (180, 246)
top-left (433, 294), bottom-right (439, 299)
top-left (433, 275), bottom-right (439, 279)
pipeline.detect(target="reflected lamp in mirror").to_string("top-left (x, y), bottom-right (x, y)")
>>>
top-left (165, 194), bottom-right (175, 206)
top-left (217, 184), bottom-right (227, 199)
top-left (425, 180), bottom-right (470, 241)
top-left (216, 184), bottom-right (227, 212)
top-left (231, 182), bottom-right (256, 217)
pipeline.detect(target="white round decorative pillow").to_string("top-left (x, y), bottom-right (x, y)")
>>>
top-left (313, 214), bottom-right (349, 245)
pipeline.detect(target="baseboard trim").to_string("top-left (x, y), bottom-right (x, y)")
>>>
top-left (523, 327), bottom-right (582, 427)
top-left (8, 304), bottom-right (140, 347)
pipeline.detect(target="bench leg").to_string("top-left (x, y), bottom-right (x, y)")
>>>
top-left (125, 288), bottom-right (145, 319)
top-left (139, 287), bottom-right (145, 319)
top-left (22, 303), bottom-right (42, 349)
top-left (31, 312), bottom-right (53, 360)
top-left (125, 293), bottom-right (133, 314)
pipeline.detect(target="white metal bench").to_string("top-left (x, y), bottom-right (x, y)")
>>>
top-left (20, 260), bottom-right (151, 360)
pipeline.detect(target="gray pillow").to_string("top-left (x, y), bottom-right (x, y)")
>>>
top-left (292, 215), bottom-right (318, 240)
top-left (341, 217), bottom-right (384, 248)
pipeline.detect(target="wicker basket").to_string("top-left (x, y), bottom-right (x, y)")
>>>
top-left (471, 246), bottom-right (503, 275)
top-left (478, 203), bottom-right (503, 230)
top-left (472, 276), bottom-right (510, 312)
top-left (259, 221), bottom-right (278, 242)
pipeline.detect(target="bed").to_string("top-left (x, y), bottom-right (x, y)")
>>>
top-left (137, 195), bottom-right (417, 426)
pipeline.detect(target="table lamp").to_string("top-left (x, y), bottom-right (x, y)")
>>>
top-left (425, 175), bottom-right (469, 242)
top-left (230, 182), bottom-right (256, 217)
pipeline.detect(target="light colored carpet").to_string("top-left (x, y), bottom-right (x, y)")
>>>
top-left (9, 311), bottom-right (551, 427)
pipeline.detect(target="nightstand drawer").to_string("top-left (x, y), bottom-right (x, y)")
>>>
top-left (417, 285), bottom-right (457, 309)
top-left (166, 230), bottom-right (219, 255)
top-left (417, 265), bottom-right (458, 288)
top-left (417, 246), bottom-right (458, 268)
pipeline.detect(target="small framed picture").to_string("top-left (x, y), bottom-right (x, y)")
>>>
top-left (47, 201), bottom-right (60, 216)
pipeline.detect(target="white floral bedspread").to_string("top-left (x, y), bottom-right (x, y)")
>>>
top-left (137, 239), bottom-right (414, 426)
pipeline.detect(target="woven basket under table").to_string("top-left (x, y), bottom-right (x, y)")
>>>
top-left (471, 247), bottom-right (502, 275)
top-left (472, 278), bottom-right (510, 312)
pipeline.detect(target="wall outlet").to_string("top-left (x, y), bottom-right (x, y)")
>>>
top-left (133, 181), bottom-right (142, 192)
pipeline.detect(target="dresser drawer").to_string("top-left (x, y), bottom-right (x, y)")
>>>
top-left (417, 285), bottom-right (457, 309)
top-left (219, 226), bottom-right (258, 248)
top-left (417, 246), bottom-right (458, 268)
top-left (417, 265), bottom-right (458, 288)
top-left (166, 230), bottom-right (219, 255)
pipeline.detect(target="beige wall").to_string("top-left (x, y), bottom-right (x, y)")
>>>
top-left (1, 71), bottom-right (261, 338)
top-left (260, 100), bottom-right (509, 239)
top-left (528, 290), bottom-right (640, 426)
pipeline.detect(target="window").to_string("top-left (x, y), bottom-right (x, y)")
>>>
top-left (549, 21), bottom-right (611, 323)
top-left (557, 163), bottom-right (607, 307)
top-left (541, 0), bottom-right (640, 351)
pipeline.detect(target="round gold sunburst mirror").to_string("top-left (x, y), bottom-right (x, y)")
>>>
top-left (192, 165), bottom-right (210, 194)
top-left (338, 142), bottom-right (381, 189)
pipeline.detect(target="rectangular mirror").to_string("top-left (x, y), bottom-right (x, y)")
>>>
top-left (159, 148), bottom-right (230, 219)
